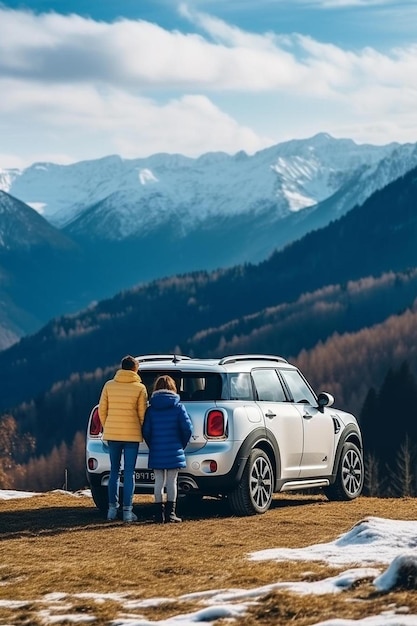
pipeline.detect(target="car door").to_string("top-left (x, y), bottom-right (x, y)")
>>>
top-left (279, 368), bottom-right (335, 478)
top-left (252, 368), bottom-right (303, 479)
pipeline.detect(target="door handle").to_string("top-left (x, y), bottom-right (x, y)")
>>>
top-left (265, 411), bottom-right (276, 418)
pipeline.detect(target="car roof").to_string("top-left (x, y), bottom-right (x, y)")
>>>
top-left (136, 354), bottom-right (294, 373)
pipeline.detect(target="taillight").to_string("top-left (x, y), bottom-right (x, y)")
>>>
top-left (206, 410), bottom-right (225, 438)
top-left (209, 460), bottom-right (217, 472)
top-left (88, 458), bottom-right (98, 470)
top-left (89, 407), bottom-right (102, 436)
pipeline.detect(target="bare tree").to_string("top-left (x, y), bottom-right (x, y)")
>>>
top-left (68, 431), bottom-right (87, 490)
top-left (0, 415), bottom-right (35, 489)
top-left (364, 452), bottom-right (381, 497)
top-left (388, 435), bottom-right (416, 497)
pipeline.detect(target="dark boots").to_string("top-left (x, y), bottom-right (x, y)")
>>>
top-left (166, 501), bottom-right (182, 523)
top-left (155, 502), bottom-right (165, 524)
top-left (154, 501), bottom-right (181, 523)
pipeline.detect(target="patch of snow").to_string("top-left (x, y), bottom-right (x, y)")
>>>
top-left (37, 609), bottom-right (95, 623)
top-left (49, 489), bottom-right (92, 498)
top-left (0, 600), bottom-right (30, 608)
top-left (282, 186), bottom-right (317, 211)
top-left (0, 489), bottom-right (40, 500)
top-left (139, 168), bottom-right (158, 185)
top-left (312, 614), bottom-right (417, 626)
top-left (249, 517), bottom-right (417, 566)
top-left (375, 553), bottom-right (417, 592)
top-left (26, 201), bottom-right (47, 215)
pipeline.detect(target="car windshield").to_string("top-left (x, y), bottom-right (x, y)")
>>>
top-left (279, 368), bottom-right (317, 405)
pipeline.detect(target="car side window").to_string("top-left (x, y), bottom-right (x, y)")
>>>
top-left (252, 369), bottom-right (287, 402)
top-left (229, 373), bottom-right (253, 400)
top-left (279, 369), bottom-right (317, 405)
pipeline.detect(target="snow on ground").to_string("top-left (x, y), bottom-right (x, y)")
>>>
top-left (2, 490), bottom-right (417, 625)
top-left (249, 516), bottom-right (417, 567)
top-left (0, 488), bottom-right (92, 500)
top-left (0, 489), bottom-right (41, 500)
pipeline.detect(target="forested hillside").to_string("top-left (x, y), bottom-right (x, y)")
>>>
top-left (2, 295), bottom-right (417, 495)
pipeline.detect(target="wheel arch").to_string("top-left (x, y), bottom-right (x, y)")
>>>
top-left (252, 438), bottom-right (279, 489)
top-left (234, 428), bottom-right (280, 489)
top-left (330, 426), bottom-right (363, 481)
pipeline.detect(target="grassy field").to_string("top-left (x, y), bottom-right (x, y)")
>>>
top-left (1, 492), bottom-right (417, 625)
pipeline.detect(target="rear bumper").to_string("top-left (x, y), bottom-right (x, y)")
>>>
top-left (86, 466), bottom-right (245, 497)
top-left (85, 428), bottom-right (269, 496)
top-left (86, 440), bottom-right (250, 496)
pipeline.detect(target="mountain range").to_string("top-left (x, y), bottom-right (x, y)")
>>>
top-left (1, 133), bottom-right (417, 353)
top-left (0, 133), bottom-right (404, 229)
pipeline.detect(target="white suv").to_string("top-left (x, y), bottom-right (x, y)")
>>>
top-left (86, 354), bottom-right (364, 516)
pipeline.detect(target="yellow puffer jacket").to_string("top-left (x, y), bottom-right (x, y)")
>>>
top-left (98, 369), bottom-right (148, 442)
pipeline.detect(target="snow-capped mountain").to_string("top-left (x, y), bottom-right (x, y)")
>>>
top-left (0, 133), bottom-right (407, 242)
top-left (0, 190), bottom-right (75, 251)
top-left (2, 132), bottom-right (417, 353)
top-left (0, 191), bottom-right (86, 349)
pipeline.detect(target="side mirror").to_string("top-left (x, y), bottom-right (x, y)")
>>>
top-left (317, 392), bottom-right (334, 412)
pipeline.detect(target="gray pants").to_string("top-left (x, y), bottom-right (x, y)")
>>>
top-left (153, 468), bottom-right (179, 503)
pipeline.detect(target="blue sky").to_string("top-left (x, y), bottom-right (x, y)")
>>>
top-left (1, 0), bottom-right (417, 168)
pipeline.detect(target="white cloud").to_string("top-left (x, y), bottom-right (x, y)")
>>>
top-left (2, 4), bottom-right (416, 95)
top-left (284, 0), bottom-right (408, 7)
top-left (0, 75), bottom-right (271, 165)
top-left (1, 4), bottom-right (417, 167)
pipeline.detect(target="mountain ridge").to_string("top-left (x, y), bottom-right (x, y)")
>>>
top-left (0, 133), bottom-right (403, 231)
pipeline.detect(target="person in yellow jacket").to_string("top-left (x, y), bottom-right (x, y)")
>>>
top-left (99, 355), bottom-right (148, 522)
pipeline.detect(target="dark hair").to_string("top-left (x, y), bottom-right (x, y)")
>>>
top-left (121, 355), bottom-right (138, 371)
top-left (153, 375), bottom-right (177, 393)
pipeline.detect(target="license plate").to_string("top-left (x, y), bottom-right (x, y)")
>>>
top-left (134, 470), bottom-right (155, 483)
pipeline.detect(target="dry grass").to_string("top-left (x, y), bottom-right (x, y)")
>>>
top-left (1, 492), bottom-right (417, 625)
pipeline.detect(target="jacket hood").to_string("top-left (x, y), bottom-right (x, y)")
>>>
top-left (150, 389), bottom-right (180, 410)
top-left (114, 369), bottom-right (142, 383)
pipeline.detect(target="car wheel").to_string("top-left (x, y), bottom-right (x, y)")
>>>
top-left (229, 448), bottom-right (274, 516)
top-left (325, 442), bottom-right (364, 501)
top-left (90, 484), bottom-right (108, 515)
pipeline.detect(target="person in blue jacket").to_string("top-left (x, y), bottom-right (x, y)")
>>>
top-left (143, 374), bottom-right (193, 523)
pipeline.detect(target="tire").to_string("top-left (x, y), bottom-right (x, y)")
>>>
top-left (228, 448), bottom-right (274, 516)
top-left (325, 442), bottom-right (364, 501)
top-left (90, 483), bottom-right (108, 514)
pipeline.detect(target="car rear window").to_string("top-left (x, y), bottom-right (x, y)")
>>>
top-left (141, 371), bottom-right (223, 401)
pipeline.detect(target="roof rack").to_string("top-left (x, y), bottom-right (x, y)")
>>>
top-left (219, 354), bottom-right (288, 365)
top-left (136, 354), bottom-right (192, 363)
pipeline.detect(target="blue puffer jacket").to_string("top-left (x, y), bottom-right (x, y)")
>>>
top-left (142, 390), bottom-right (193, 469)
